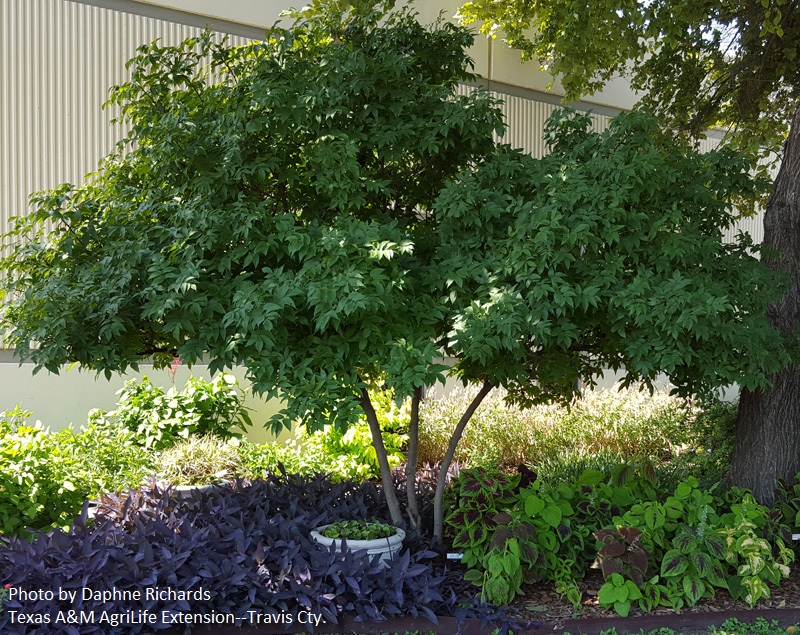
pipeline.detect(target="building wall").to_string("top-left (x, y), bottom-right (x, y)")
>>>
top-left (0, 0), bottom-right (272, 433)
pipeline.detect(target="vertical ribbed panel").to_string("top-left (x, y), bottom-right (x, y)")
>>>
top-left (0, 0), bottom-right (248, 234)
top-left (499, 92), bottom-right (611, 157)
top-left (457, 85), bottom-right (611, 156)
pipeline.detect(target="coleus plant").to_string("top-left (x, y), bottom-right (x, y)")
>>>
top-left (594, 526), bottom-right (650, 585)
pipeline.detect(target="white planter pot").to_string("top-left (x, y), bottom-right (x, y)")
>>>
top-left (166, 482), bottom-right (227, 500)
top-left (310, 524), bottom-right (406, 568)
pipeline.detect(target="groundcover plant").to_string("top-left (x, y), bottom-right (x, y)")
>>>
top-left (0, 474), bottom-right (517, 635)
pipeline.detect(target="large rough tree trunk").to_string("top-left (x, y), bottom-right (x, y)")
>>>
top-left (729, 104), bottom-right (800, 504)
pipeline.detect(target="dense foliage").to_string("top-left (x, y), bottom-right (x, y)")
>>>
top-left (421, 385), bottom-right (736, 489)
top-left (153, 434), bottom-right (242, 486)
top-left (457, 0), bottom-right (799, 178)
top-left (457, 0), bottom-right (800, 510)
top-left (0, 374), bottom-right (410, 535)
top-left (445, 465), bottom-right (796, 614)
top-left (0, 408), bottom-right (149, 535)
top-left (2, 374), bottom-right (799, 624)
top-left (88, 374), bottom-right (251, 451)
top-left (0, 374), bottom-right (248, 534)
top-left (0, 2), bottom-right (791, 538)
top-left (0, 475), bottom-right (506, 635)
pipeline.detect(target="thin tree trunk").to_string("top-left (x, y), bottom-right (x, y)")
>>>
top-left (405, 386), bottom-right (423, 530)
top-left (729, 104), bottom-right (800, 504)
top-left (360, 387), bottom-right (404, 526)
top-left (432, 380), bottom-right (493, 544)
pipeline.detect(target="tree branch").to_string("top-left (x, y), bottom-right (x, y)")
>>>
top-left (432, 379), bottom-right (493, 543)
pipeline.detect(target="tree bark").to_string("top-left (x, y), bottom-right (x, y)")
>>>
top-left (729, 104), bottom-right (800, 504)
top-left (432, 380), bottom-right (493, 544)
top-left (360, 388), bottom-right (405, 526)
top-left (405, 387), bottom-right (423, 530)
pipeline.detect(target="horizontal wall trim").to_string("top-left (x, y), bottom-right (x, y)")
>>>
top-left (474, 79), bottom-right (728, 140)
top-left (468, 78), bottom-right (625, 119)
top-left (67, 0), bottom-right (268, 38)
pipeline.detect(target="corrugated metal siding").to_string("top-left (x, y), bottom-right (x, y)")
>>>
top-left (457, 85), bottom-right (612, 157)
top-left (0, 0), bottom-right (248, 235)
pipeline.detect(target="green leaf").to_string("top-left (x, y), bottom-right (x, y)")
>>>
top-left (661, 550), bottom-right (688, 578)
top-left (463, 569), bottom-right (484, 584)
top-left (577, 468), bottom-right (605, 486)
top-left (683, 576), bottom-right (705, 606)
top-left (525, 495), bottom-right (546, 517)
top-left (540, 504), bottom-right (563, 528)
top-left (613, 600), bottom-right (631, 617)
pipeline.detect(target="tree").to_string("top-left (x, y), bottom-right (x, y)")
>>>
top-left (458, 0), bottom-right (800, 503)
top-left (0, 3), bottom-right (790, 542)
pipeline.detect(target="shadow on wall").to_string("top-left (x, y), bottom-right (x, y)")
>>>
top-left (0, 358), bottom-right (287, 443)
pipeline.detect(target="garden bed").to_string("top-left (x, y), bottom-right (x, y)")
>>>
top-left (158, 607), bottom-right (800, 635)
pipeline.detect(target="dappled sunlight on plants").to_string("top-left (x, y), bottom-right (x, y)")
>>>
top-left (418, 385), bottom-right (732, 479)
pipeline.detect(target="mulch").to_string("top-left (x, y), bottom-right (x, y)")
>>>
top-left (176, 566), bottom-right (800, 635)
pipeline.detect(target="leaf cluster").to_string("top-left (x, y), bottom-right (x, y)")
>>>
top-left (458, 0), bottom-right (800, 183)
top-left (434, 110), bottom-right (789, 404)
top-left (446, 467), bottom-right (794, 612)
top-left (1, 8), bottom-right (787, 439)
top-left (88, 374), bottom-right (251, 451)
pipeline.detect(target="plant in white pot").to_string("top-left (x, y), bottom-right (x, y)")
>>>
top-left (311, 519), bottom-right (405, 567)
top-left (153, 434), bottom-right (242, 499)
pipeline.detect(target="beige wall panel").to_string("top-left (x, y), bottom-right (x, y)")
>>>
top-left (487, 34), bottom-right (640, 111)
top-left (1, 0), bottom-right (248, 231)
top-left (0, 361), bottom-right (288, 440)
top-left (132, 0), bottom-right (286, 29)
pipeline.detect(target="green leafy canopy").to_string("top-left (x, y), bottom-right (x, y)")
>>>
top-left (0, 4), bottom-right (789, 437)
top-left (457, 0), bottom-right (800, 182)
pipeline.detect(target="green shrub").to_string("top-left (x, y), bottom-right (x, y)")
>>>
top-left (655, 399), bottom-right (736, 492)
top-left (288, 389), bottom-right (409, 481)
top-left (238, 441), bottom-right (301, 478)
top-left (534, 448), bottom-right (625, 486)
top-left (89, 373), bottom-right (252, 451)
top-left (445, 465), bottom-right (793, 614)
top-left (237, 390), bottom-right (408, 482)
top-left (321, 519), bottom-right (396, 540)
top-left (0, 408), bottom-right (88, 534)
top-left (69, 419), bottom-right (153, 497)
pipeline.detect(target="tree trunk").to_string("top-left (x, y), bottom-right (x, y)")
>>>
top-left (360, 388), bottom-right (405, 526)
top-left (405, 387), bottom-right (423, 531)
top-left (729, 104), bottom-right (800, 504)
top-left (432, 380), bottom-right (493, 544)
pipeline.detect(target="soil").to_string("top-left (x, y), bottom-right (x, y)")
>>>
top-left (174, 568), bottom-right (800, 635)
top-left (507, 565), bottom-right (800, 633)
